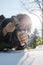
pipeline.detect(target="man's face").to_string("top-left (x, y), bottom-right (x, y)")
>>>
top-left (18, 18), bottom-right (29, 31)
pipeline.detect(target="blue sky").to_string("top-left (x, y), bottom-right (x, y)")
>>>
top-left (0, 0), bottom-right (42, 17)
top-left (0, 0), bottom-right (26, 17)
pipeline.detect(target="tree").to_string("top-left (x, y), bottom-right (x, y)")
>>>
top-left (29, 29), bottom-right (39, 48)
top-left (19, 0), bottom-right (42, 28)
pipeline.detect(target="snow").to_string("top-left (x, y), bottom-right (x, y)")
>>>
top-left (0, 46), bottom-right (43, 65)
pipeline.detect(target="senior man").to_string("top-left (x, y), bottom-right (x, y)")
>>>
top-left (0, 14), bottom-right (32, 51)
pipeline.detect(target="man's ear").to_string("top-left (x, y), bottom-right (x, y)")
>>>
top-left (2, 22), bottom-right (15, 36)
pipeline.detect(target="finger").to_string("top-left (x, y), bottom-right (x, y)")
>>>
top-left (20, 35), bottom-right (28, 40)
top-left (21, 38), bottom-right (29, 43)
top-left (19, 34), bottom-right (28, 43)
top-left (20, 33), bottom-right (28, 38)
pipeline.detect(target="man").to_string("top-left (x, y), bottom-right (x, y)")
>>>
top-left (0, 14), bottom-right (32, 51)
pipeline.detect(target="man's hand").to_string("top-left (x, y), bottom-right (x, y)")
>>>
top-left (2, 22), bottom-right (15, 36)
top-left (17, 31), bottom-right (29, 46)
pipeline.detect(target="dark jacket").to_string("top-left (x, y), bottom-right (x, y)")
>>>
top-left (0, 18), bottom-right (21, 51)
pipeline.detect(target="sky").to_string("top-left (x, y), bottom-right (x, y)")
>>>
top-left (0, 0), bottom-right (26, 17)
top-left (0, 0), bottom-right (42, 36)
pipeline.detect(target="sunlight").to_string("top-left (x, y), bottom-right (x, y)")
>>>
top-left (30, 13), bottom-right (41, 32)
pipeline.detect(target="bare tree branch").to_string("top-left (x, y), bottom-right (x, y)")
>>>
top-left (19, 0), bottom-right (42, 23)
